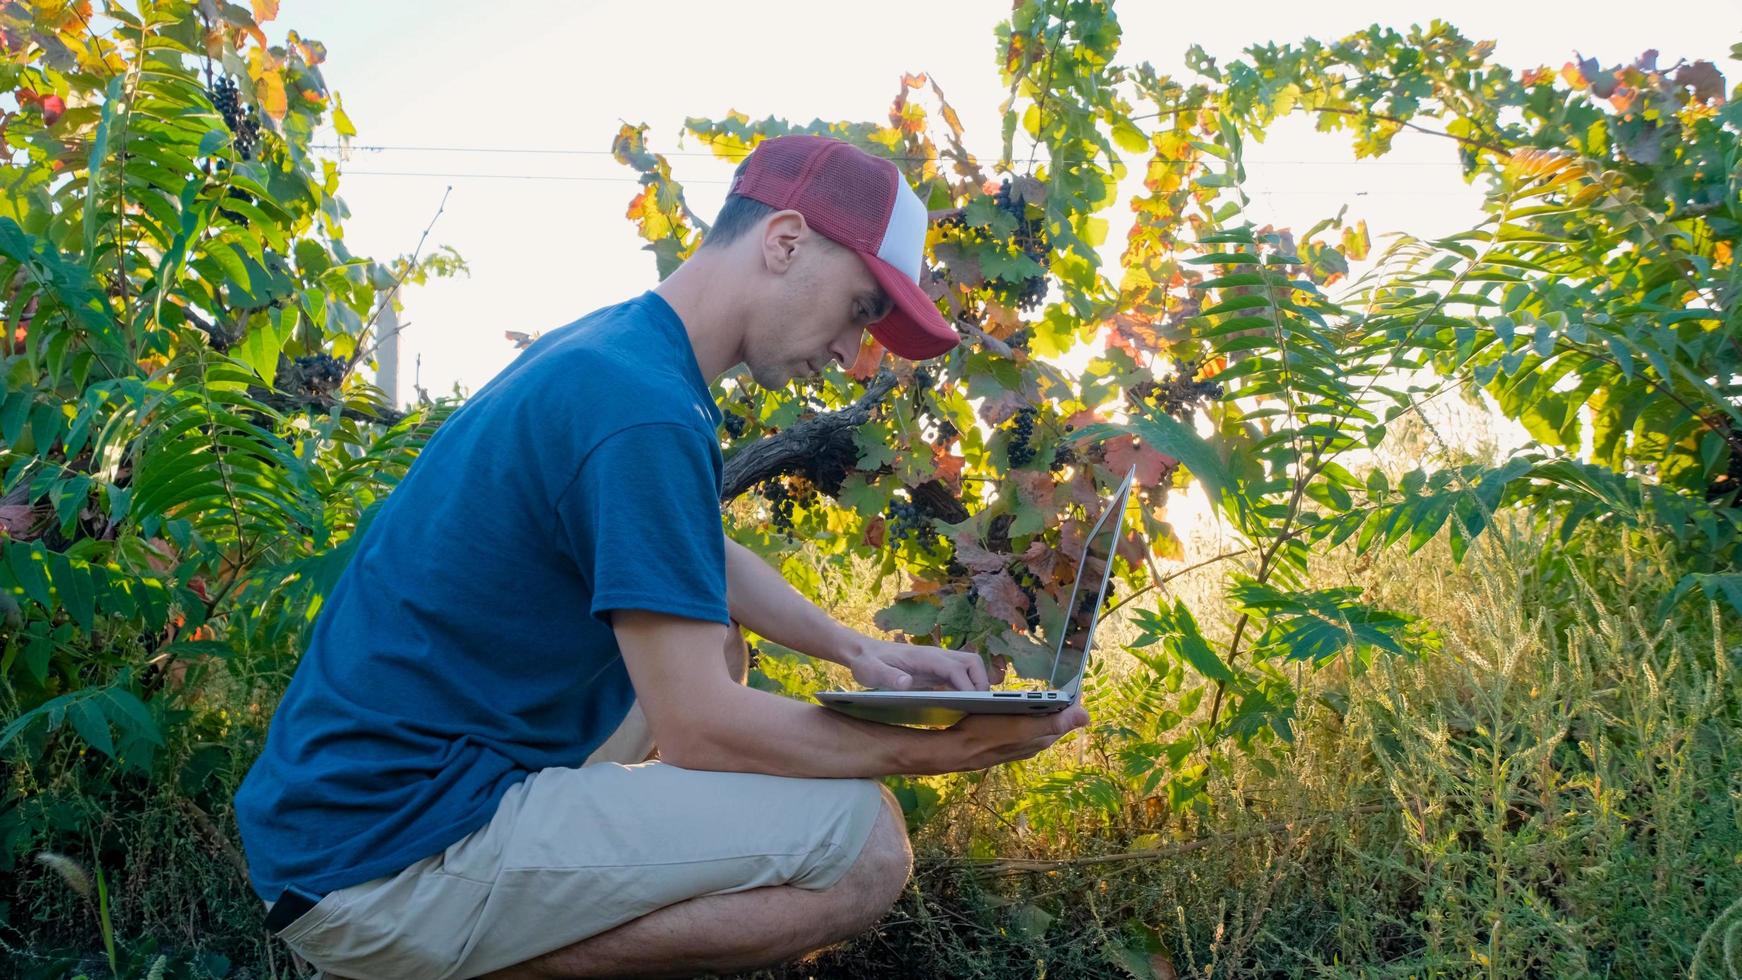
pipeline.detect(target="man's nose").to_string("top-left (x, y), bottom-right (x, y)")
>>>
top-left (832, 330), bottom-right (865, 366)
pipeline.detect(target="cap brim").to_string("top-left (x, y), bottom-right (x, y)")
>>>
top-left (858, 252), bottom-right (959, 360)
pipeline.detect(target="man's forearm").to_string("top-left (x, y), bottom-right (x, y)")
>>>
top-left (723, 533), bottom-right (868, 667)
top-left (662, 681), bottom-right (950, 778)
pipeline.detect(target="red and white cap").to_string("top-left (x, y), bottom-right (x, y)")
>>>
top-left (727, 134), bottom-right (959, 360)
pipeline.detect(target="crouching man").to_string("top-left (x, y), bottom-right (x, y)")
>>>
top-left (235, 134), bottom-right (1087, 979)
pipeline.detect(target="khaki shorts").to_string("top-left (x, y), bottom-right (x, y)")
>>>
top-left (267, 703), bottom-right (885, 979)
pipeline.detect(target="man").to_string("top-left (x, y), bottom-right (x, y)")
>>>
top-left (235, 134), bottom-right (1089, 979)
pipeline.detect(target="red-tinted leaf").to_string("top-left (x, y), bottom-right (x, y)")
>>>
top-left (862, 515), bottom-right (886, 549)
top-left (951, 532), bottom-right (1007, 574)
top-left (1058, 518), bottom-right (1087, 560)
top-left (40, 95), bottom-right (64, 125)
top-left (1062, 469), bottom-right (1103, 509)
top-left (979, 390), bottom-right (1028, 426)
top-left (932, 446), bottom-right (965, 491)
top-left (144, 537), bottom-right (177, 575)
top-left (1065, 409), bottom-right (1101, 430)
top-left (1008, 174), bottom-right (1047, 207)
top-left (1117, 530), bottom-right (1145, 569)
top-left (1104, 436), bottom-right (1177, 487)
top-left (1012, 469), bottom-right (1055, 508)
top-left (1674, 61), bottom-right (1725, 103)
top-left (0, 504), bottom-right (34, 535)
top-left (849, 334), bottom-right (886, 381)
top-left (896, 576), bottom-right (943, 600)
top-left (1020, 538), bottom-right (1066, 584)
top-left (1106, 313), bottom-right (1179, 359)
top-left (974, 570), bottom-right (1030, 627)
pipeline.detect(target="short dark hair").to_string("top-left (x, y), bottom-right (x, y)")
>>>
top-left (699, 192), bottom-right (777, 251)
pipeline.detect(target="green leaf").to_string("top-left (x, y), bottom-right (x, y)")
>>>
top-left (236, 311), bottom-right (287, 387)
top-left (1110, 119), bottom-right (1149, 154)
top-left (1011, 902), bottom-right (1055, 940)
top-left (102, 686), bottom-right (162, 746)
top-left (835, 474), bottom-right (888, 518)
top-left (853, 427), bottom-right (896, 470)
top-left (67, 698), bottom-right (114, 757)
top-left (1161, 599), bottom-right (1232, 682)
top-left (6, 543), bottom-right (52, 611)
top-left (82, 76), bottom-right (125, 261)
top-left (873, 597), bottom-right (939, 636)
top-left (987, 628), bottom-right (1055, 680)
top-left (47, 552), bottom-right (95, 634)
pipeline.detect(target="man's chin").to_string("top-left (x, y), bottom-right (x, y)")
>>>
top-left (746, 363), bottom-right (795, 389)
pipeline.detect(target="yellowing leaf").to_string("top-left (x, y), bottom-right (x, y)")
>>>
top-left (1111, 119), bottom-right (1148, 153)
top-left (255, 69), bottom-right (286, 121)
top-left (940, 103), bottom-right (965, 140)
top-left (333, 96), bottom-right (356, 138)
top-left (252, 0), bottom-right (279, 22)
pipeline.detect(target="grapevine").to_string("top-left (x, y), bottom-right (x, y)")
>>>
top-left (993, 178), bottom-right (1050, 312)
top-left (935, 177), bottom-right (1051, 314)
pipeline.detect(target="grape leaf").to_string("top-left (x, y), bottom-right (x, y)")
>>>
top-left (874, 597), bottom-right (939, 636)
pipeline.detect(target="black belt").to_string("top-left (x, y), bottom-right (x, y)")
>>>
top-left (265, 886), bottom-right (324, 933)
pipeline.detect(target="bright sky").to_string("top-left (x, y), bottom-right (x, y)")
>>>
top-left (280, 0), bottom-right (1739, 401)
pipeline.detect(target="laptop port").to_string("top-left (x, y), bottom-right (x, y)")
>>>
top-left (993, 692), bottom-right (1022, 698)
top-left (1026, 692), bottom-right (1043, 699)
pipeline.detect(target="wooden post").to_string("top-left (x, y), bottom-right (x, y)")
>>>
top-left (376, 303), bottom-right (400, 409)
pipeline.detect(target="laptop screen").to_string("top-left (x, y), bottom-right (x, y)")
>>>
top-left (1046, 469), bottom-right (1133, 690)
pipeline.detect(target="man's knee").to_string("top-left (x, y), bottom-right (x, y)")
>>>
top-left (823, 784), bottom-right (912, 937)
top-left (868, 783), bottom-right (914, 881)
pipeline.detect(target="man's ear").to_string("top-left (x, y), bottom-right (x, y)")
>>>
top-left (760, 209), bottom-right (809, 275)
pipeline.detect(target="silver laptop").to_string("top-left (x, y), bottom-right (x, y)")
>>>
top-left (817, 466), bottom-right (1135, 727)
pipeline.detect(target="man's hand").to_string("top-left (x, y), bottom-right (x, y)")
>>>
top-left (923, 706), bottom-right (1091, 774)
top-left (846, 636), bottom-right (991, 692)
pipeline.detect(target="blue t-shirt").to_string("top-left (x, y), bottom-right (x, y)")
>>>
top-left (234, 291), bottom-right (731, 902)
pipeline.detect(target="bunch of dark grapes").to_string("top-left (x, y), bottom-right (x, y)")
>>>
top-left (884, 497), bottom-right (940, 548)
top-left (721, 394), bottom-right (757, 439)
top-left (1007, 328), bottom-right (1032, 352)
top-left (1128, 358), bottom-right (1227, 420)
top-left (992, 179), bottom-right (1050, 312)
top-left (208, 76), bottom-right (262, 161)
top-left (1007, 408), bottom-right (1038, 467)
top-left (760, 479), bottom-right (797, 531)
top-left (286, 353), bottom-right (344, 396)
top-left (1050, 445), bottom-right (1077, 473)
